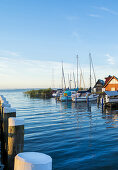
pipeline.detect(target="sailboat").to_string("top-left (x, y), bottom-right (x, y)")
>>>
top-left (60, 61), bottom-right (78, 102)
top-left (72, 53), bottom-right (98, 102)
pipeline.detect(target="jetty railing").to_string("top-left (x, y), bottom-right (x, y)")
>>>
top-left (0, 95), bottom-right (52, 170)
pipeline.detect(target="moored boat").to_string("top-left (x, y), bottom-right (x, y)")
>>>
top-left (60, 90), bottom-right (76, 102)
top-left (72, 92), bottom-right (98, 102)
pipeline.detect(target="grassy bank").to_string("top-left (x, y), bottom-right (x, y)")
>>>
top-left (24, 88), bottom-right (53, 99)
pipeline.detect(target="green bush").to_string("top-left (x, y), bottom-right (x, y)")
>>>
top-left (24, 88), bottom-right (53, 99)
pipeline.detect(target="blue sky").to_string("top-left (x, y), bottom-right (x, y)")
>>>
top-left (0, 0), bottom-right (118, 88)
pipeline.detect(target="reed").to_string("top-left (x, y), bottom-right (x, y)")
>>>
top-left (24, 88), bottom-right (53, 99)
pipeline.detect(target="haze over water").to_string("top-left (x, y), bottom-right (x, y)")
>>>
top-left (1, 89), bottom-right (118, 170)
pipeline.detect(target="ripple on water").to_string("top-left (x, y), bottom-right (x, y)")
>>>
top-left (1, 90), bottom-right (118, 169)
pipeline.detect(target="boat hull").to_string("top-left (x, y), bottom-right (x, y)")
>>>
top-left (72, 96), bottom-right (97, 102)
top-left (61, 96), bottom-right (72, 102)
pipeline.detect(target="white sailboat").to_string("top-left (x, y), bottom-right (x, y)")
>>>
top-left (72, 92), bottom-right (98, 102)
top-left (72, 53), bottom-right (98, 102)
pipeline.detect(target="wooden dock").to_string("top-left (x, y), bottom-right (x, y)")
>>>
top-left (0, 95), bottom-right (52, 170)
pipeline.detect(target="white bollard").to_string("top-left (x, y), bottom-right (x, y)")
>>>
top-left (14, 152), bottom-right (52, 170)
top-left (8, 117), bottom-right (24, 170)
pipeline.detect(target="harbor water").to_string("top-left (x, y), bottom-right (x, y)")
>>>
top-left (1, 89), bottom-right (118, 170)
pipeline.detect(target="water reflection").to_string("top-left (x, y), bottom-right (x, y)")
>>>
top-left (102, 108), bottom-right (118, 128)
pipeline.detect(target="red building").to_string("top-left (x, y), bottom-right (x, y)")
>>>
top-left (103, 75), bottom-right (118, 91)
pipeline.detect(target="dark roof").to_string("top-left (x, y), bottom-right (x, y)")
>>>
top-left (94, 79), bottom-right (105, 88)
top-left (98, 79), bottom-right (104, 85)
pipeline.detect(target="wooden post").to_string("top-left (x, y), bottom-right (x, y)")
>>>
top-left (102, 98), bottom-right (104, 112)
top-left (0, 98), bottom-right (8, 114)
top-left (8, 117), bottom-right (24, 170)
top-left (1, 103), bottom-right (11, 118)
top-left (14, 152), bottom-right (52, 170)
top-left (97, 96), bottom-right (100, 107)
top-left (1, 107), bottom-right (16, 164)
top-left (75, 95), bottom-right (77, 104)
top-left (87, 96), bottom-right (89, 104)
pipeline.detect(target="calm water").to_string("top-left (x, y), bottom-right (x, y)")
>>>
top-left (1, 89), bottom-right (118, 170)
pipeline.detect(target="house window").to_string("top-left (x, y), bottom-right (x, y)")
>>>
top-left (111, 88), bottom-right (115, 91)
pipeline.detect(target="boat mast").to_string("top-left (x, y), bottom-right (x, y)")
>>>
top-left (89, 53), bottom-right (91, 92)
top-left (73, 72), bottom-right (76, 89)
top-left (62, 61), bottom-right (63, 90)
top-left (78, 57), bottom-right (85, 90)
top-left (90, 54), bottom-right (96, 85)
top-left (70, 73), bottom-right (72, 89)
top-left (68, 74), bottom-right (70, 89)
top-left (62, 61), bottom-right (66, 89)
top-left (77, 55), bottom-right (79, 89)
top-left (80, 71), bottom-right (82, 90)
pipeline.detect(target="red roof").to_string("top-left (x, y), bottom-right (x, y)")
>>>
top-left (103, 75), bottom-right (118, 88)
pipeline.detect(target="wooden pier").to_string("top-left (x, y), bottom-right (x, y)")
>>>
top-left (0, 95), bottom-right (52, 170)
top-left (97, 91), bottom-right (118, 111)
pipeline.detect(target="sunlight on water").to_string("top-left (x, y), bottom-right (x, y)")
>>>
top-left (1, 89), bottom-right (118, 169)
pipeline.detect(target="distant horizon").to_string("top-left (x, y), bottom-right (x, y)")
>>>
top-left (0, 0), bottom-right (118, 88)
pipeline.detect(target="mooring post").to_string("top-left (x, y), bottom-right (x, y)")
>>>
top-left (97, 96), bottom-right (100, 108)
top-left (56, 96), bottom-right (57, 103)
top-left (102, 98), bottom-right (104, 112)
top-left (87, 96), bottom-right (89, 105)
top-left (0, 102), bottom-right (11, 139)
top-left (0, 97), bottom-right (7, 137)
top-left (14, 152), bottom-right (52, 170)
top-left (0, 97), bottom-right (7, 114)
top-left (1, 101), bottom-right (10, 115)
top-left (75, 95), bottom-right (77, 104)
top-left (8, 117), bottom-right (24, 170)
top-left (1, 107), bottom-right (16, 164)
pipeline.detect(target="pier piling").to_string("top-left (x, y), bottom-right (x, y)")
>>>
top-left (14, 152), bottom-right (52, 170)
top-left (0, 95), bottom-right (52, 170)
top-left (8, 117), bottom-right (24, 170)
top-left (1, 107), bottom-right (16, 164)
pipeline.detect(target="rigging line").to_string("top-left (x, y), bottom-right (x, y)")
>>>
top-left (62, 63), bottom-right (66, 89)
top-left (81, 69), bottom-right (85, 89)
top-left (68, 74), bottom-right (70, 89)
top-left (78, 57), bottom-right (86, 89)
top-left (62, 61), bottom-right (63, 89)
top-left (77, 55), bottom-right (79, 89)
top-left (73, 72), bottom-right (76, 89)
top-left (89, 53), bottom-right (92, 89)
top-left (90, 54), bottom-right (96, 84)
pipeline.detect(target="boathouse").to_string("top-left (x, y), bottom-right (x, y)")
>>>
top-left (102, 75), bottom-right (118, 91)
top-left (93, 79), bottom-right (104, 92)
top-left (104, 91), bottom-right (118, 103)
